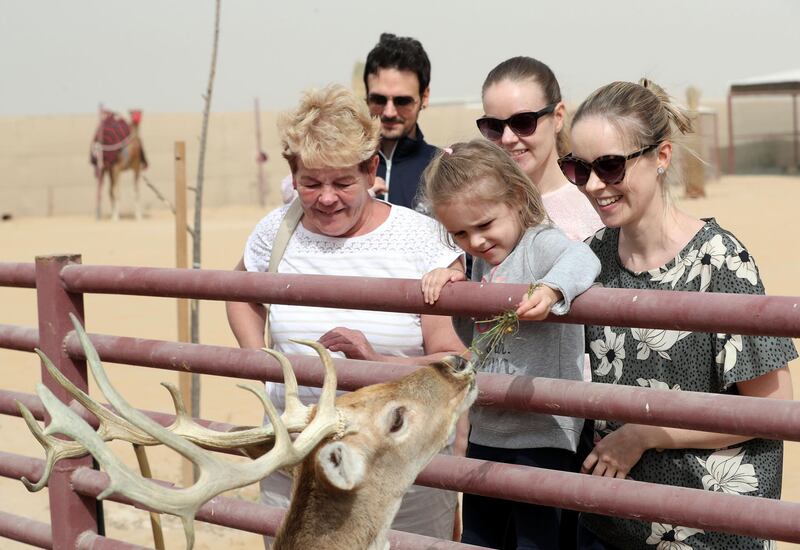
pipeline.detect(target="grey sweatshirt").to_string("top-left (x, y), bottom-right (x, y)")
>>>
top-left (469, 224), bottom-right (601, 451)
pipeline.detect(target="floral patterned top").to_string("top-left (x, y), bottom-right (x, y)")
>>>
top-left (581, 219), bottom-right (798, 550)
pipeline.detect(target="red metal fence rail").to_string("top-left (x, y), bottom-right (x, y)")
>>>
top-left (1, 258), bottom-right (799, 548)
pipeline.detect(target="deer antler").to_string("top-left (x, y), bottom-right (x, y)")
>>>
top-left (24, 314), bottom-right (342, 550)
top-left (18, 334), bottom-right (330, 489)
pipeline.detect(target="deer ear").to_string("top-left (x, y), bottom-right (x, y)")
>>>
top-left (315, 441), bottom-right (366, 491)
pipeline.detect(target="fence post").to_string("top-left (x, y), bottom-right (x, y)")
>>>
top-left (35, 254), bottom-right (99, 549)
top-left (174, 141), bottom-right (195, 485)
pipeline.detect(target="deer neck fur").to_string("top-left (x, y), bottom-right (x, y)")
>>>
top-left (274, 458), bottom-right (406, 549)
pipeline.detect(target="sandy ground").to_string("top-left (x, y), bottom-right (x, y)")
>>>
top-left (1, 175), bottom-right (799, 549)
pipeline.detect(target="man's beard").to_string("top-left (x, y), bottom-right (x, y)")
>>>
top-left (380, 117), bottom-right (411, 141)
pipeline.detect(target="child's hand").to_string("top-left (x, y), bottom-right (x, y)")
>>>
top-left (515, 285), bottom-right (562, 321)
top-left (421, 268), bottom-right (466, 305)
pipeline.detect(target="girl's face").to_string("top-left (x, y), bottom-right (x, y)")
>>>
top-left (481, 79), bottom-right (563, 181)
top-left (570, 115), bottom-right (669, 229)
top-left (434, 186), bottom-right (524, 266)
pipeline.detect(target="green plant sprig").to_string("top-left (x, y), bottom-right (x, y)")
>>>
top-left (462, 282), bottom-right (542, 366)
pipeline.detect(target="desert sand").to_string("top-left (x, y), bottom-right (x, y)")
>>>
top-left (1, 175), bottom-right (799, 549)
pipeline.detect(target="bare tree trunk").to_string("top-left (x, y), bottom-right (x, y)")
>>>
top-left (190, 0), bottom-right (221, 438)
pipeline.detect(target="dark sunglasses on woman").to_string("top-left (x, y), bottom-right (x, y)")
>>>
top-left (475, 103), bottom-right (557, 141)
top-left (558, 143), bottom-right (659, 186)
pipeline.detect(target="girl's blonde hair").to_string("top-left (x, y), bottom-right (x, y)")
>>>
top-left (571, 78), bottom-right (694, 196)
top-left (278, 84), bottom-right (381, 173)
top-left (422, 139), bottom-right (547, 237)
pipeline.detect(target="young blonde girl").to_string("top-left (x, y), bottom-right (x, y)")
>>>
top-left (421, 139), bottom-right (600, 549)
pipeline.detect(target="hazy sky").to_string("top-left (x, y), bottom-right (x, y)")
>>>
top-left (2, 0), bottom-right (799, 116)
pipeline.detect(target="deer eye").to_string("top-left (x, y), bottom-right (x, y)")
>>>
top-left (389, 406), bottom-right (406, 433)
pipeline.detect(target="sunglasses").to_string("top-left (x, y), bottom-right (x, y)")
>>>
top-left (558, 144), bottom-right (659, 186)
top-left (367, 93), bottom-right (418, 109)
top-left (475, 103), bottom-right (557, 141)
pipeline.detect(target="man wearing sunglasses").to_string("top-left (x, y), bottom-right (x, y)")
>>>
top-left (363, 33), bottom-right (438, 211)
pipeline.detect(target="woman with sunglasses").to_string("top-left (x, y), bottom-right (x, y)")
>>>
top-left (478, 56), bottom-right (602, 242)
top-left (480, 57), bottom-right (602, 550)
top-left (563, 79), bottom-right (796, 550)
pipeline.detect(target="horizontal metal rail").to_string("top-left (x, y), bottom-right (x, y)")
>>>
top-left (0, 510), bottom-right (51, 548)
top-left (76, 533), bottom-right (151, 550)
top-left (0, 511), bottom-right (148, 550)
top-left (0, 261), bottom-right (36, 288)
top-left (0, 323), bottom-right (37, 352)
top-left (3, 262), bottom-right (799, 337)
top-left (419, 455), bottom-right (800, 543)
top-left (1, 327), bottom-right (799, 442)
top-left (0, 452), bottom-right (483, 550)
top-left (4, 446), bottom-right (800, 544)
top-left (67, 333), bottom-right (800, 442)
top-left (56, 264), bottom-right (800, 337)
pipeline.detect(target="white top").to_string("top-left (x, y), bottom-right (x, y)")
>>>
top-left (243, 202), bottom-right (462, 409)
top-left (541, 182), bottom-right (604, 242)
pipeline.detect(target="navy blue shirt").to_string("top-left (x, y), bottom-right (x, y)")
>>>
top-left (377, 126), bottom-right (438, 210)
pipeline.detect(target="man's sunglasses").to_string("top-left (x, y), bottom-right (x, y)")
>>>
top-left (367, 93), bottom-right (417, 109)
top-left (475, 103), bottom-right (557, 141)
top-left (558, 144), bottom-right (660, 186)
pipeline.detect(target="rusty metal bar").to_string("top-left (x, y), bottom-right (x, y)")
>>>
top-left (5, 448), bottom-right (798, 545)
top-left (68, 467), bottom-right (484, 549)
top-left (0, 389), bottom-right (43, 419)
top-left (4, 323), bottom-right (800, 446)
top-left (5, 326), bottom-right (799, 445)
top-left (0, 261), bottom-right (36, 288)
top-left (59, 265), bottom-right (800, 337)
top-left (68, 330), bottom-right (408, 387)
top-left (0, 323), bottom-right (37, 352)
top-left (59, 333), bottom-right (800, 442)
top-left (76, 532), bottom-right (151, 550)
top-left (35, 254), bottom-right (99, 549)
top-left (419, 455), bottom-right (800, 543)
top-left (0, 510), bottom-right (51, 548)
top-left (0, 451), bottom-right (45, 483)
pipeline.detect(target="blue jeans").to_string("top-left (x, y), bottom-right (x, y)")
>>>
top-left (461, 442), bottom-right (580, 550)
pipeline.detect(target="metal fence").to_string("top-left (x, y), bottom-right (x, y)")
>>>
top-left (1, 256), bottom-right (799, 549)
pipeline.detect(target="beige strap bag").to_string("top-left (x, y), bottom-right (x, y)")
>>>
top-left (264, 198), bottom-right (304, 348)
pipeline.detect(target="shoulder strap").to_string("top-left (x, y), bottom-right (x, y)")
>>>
top-left (264, 198), bottom-right (303, 348)
top-left (269, 198), bottom-right (304, 273)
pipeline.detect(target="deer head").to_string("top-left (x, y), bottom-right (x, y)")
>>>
top-left (275, 355), bottom-right (477, 550)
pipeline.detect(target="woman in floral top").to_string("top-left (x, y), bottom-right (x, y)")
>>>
top-left (558, 79), bottom-right (797, 550)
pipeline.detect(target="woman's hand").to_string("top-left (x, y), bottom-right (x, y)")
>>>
top-left (515, 285), bottom-right (561, 321)
top-left (581, 423), bottom-right (648, 479)
top-left (421, 268), bottom-right (466, 305)
top-left (318, 327), bottom-right (381, 361)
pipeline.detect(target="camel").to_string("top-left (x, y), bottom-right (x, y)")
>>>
top-left (20, 315), bottom-right (477, 549)
top-left (90, 109), bottom-right (148, 221)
